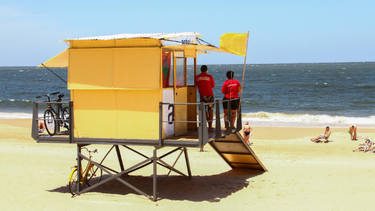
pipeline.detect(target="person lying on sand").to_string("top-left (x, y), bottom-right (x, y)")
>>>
top-left (352, 137), bottom-right (373, 153)
top-left (310, 126), bottom-right (331, 143)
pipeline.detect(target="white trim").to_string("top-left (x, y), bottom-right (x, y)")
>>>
top-left (64, 32), bottom-right (200, 41)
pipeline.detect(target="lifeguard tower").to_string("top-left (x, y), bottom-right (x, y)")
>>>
top-left (32, 32), bottom-right (267, 201)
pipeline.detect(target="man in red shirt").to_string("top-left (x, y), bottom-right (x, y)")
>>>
top-left (196, 65), bottom-right (215, 149)
top-left (221, 70), bottom-right (242, 128)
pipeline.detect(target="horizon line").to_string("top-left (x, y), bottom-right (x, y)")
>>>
top-left (1, 61), bottom-right (375, 68)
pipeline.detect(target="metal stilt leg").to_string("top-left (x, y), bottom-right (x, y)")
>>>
top-left (183, 147), bottom-right (192, 179)
top-left (153, 148), bottom-right (157, 201)
top-left (76, 145), bottom-right (82, 193)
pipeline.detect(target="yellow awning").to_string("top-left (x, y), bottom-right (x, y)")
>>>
top-left (38, 49), bottom-right (69, 68)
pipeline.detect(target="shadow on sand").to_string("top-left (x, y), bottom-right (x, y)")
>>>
top-left (49, 169), bottom-right (264, 202)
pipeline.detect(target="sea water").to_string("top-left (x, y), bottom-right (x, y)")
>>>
top-left (1, 62), bottom-right (374, 127)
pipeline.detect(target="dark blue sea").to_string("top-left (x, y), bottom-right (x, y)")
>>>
top-left (1, 62), bottom-right (375, 127)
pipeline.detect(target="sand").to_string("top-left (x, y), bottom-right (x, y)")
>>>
top-left (1, 119), bottom-right (374, 210)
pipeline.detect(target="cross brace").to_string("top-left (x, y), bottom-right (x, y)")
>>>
top-left (73, 144), bottom-right (192, 201)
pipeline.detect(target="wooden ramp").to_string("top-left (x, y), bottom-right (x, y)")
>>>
top-left (209, 132), bottom-right (267, 171)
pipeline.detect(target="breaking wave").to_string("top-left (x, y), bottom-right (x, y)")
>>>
top-left (242, 112), bottom-right (375, 127)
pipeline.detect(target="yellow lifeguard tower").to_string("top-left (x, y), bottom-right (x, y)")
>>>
top-left (32, 32), bottom-right (266, 201)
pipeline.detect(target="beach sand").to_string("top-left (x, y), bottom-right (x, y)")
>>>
top-left (1, 119), bottom-right (374, 210)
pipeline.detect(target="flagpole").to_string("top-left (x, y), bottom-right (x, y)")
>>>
top-left (240, 31), bottom-right (249, 103)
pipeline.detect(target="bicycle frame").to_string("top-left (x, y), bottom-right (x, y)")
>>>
top-left (69, 147), bottom-right (101, 195)
top-left (69, 161), bottom-right (94, 183)
top-left (46, 104), bottom-right (64, 123)
top-left (38, 92), bottom-right (70, 136)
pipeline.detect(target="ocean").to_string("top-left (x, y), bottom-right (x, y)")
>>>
top-left (1, 62), bottom-right (375, 128)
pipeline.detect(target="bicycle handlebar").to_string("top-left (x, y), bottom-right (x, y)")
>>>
top-left (74, 148), bottom-right (98, 169)
top-left (36, 92), bottom-right (60, 98)
top-left (81, 147), bottom-right (98, 155)
top-left (36, 92), bottom-right (63, 101)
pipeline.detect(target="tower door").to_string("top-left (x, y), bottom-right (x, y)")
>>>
top-left (174, 87), bottom-right (188, 136)
top-left (174, 56), bottom-right (188, 136)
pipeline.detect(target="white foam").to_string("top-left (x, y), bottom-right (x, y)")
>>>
top-left (1, 110), bottom-right (375, 128)
top-left (242, 112), bottom-right (375, 127)
top-left (0, 112), bottom-right (32, 119)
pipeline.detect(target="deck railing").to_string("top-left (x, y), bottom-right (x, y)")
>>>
top-left (159, 98), bottom-right (242, 148)
top-left (159, 102), bottom-right (207, 147)
top-left (32, 98), bottom-right (241, 147)
top-left (32, 100), bottom-right (73, 142)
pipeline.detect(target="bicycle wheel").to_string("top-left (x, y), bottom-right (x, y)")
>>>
top-left (62, 107), bottom-right (69, 130)
top-left (86, 165), bottom-right (103, 186)
top-left (68, 168), bottom-right (80, 195)
top-left (44, 109), bottom-right (56, 136)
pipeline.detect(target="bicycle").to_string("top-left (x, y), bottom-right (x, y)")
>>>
top-left (36, 92), bottom-right (69, 136)
top-left (68, 147), bottom-right (103, 195)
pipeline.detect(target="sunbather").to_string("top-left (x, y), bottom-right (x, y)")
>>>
top-left (352, 138), bottom-right (372, 153)
top-left (353, 140), bottom-right (370, 152)
top-left (310, 126), bottom-right (331, 143)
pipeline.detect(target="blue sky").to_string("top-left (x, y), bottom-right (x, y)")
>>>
top-left (0, 0), bottom-right (374, 66)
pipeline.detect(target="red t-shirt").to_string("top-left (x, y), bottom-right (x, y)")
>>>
top-left (195, 72), bottom-right (215, 96)
top-left (221, 79), bottom-right (241, 99)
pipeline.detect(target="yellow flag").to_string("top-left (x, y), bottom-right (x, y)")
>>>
top-left (219, 33), bottom-right (248, 56)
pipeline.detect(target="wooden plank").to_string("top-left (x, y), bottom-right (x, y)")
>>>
top-left (209, 132), bottom-right (267, 171)
top-left (211, 142), bottom-right (249, 154)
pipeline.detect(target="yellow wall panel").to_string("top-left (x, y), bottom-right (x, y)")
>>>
top-left (113, 48), bottom-right (160, 89)
top-left (74, 110), bottom-right (116, 138)
top-left (69, 49), bottom-right (114, 89)
top-left (116, 90), bottom-right (160, 139)
top-left (72, 90), bottom-right (116, 138)
top-left (72, 90), bottom-right (162, 139)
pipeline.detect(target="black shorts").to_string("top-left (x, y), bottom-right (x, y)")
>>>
top-left (222, 97), bottom-right (239, 110)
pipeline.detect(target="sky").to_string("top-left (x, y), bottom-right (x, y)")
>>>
top-left (0, 0), bottom-right (374, 66)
